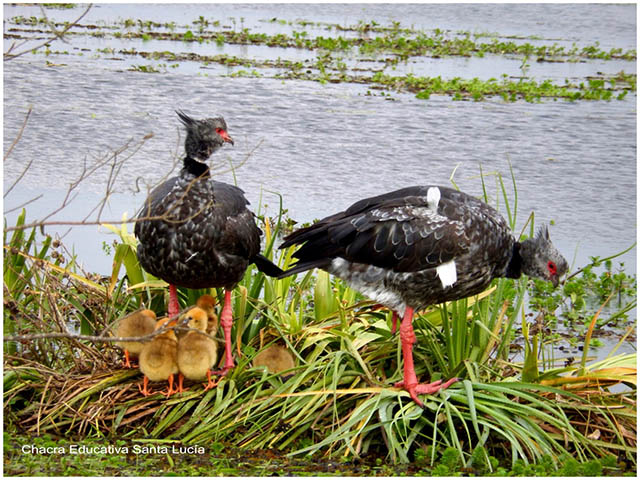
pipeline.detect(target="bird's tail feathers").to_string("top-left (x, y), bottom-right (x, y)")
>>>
top-left (253, 254), bottom-right (285, 277)
top-left (277, 259), bottom-right (331, 279)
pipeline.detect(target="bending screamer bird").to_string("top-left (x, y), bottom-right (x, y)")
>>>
top-left (278, 185), bottom-right (568, 406)
top-left (135, 111), bottom-right (283, 375)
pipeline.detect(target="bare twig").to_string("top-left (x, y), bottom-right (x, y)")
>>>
top-left (3, 139), bottom-right (266, 233)
top-left (3, 109), bottom-right (265, 237)
top-left (3, 194), bottom-right (45, 215)
top-left (3, 105), bottom-right (33, 164)
top-left (4, 325), bottom-right (218, 344)
top-left (4, 4), bottom-right (93, 61)
top-left (4, 307), bottom-right (219, 344)
top-left (4, 134), bottom-right (155, 232)
top-left (3, 106), bottom-right (34, 199)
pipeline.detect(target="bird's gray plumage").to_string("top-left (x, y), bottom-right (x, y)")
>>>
top-left (134, 111), bottom-right (282, 290)
top-left (279, 185), bottom-right (568, 312)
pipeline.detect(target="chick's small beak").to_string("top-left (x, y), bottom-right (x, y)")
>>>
top-left (550, 274), bottom-right (560, 288)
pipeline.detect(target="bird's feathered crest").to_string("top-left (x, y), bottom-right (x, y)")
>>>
top-left (536, 225), bottom-right (550, 242)
top-left (176, 109), bottom-right (196, 128)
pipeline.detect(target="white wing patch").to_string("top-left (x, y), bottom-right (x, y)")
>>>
top-left (427, 187), bottom-right (441, 213)
top-left (436, 260), bottom-right (457, 288)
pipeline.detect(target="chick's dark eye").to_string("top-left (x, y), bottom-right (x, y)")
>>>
top-left (547, 261), bottom-right (557, 275)
top-left (215, 127), bottom-right (224, 134)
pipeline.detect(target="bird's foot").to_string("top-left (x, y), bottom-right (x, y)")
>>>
top-left (176, 373), bottom-right (188, 394)
top-left (394, 377), bottom-right (459, 407)
top-left (161, 374), bottom-right (179, 397)
top-left (202, 370), bottom-right (219, 391)
top-left (123, 351), bottom-right (137, 369)
top-left (138, 377), bottom-right (153, 397)
top-left (211, 364), bottom-right (233, 377)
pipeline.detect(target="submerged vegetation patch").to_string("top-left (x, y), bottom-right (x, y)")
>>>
top-left (8, 14), bottom-right (637, 61)
top-left (5, 11), bottom-right (637, 103)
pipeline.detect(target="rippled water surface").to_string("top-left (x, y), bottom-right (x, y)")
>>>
top-left (3, 3), bottom-right (636, 284)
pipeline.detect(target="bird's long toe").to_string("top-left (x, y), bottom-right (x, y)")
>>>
top-left (202, 370), bottom-right (219, 391)
top-left (395, 377), bottom-right (458, 406)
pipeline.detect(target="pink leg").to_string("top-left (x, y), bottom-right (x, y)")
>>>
top-left (212, 289), bottom-right (234, 376)
top-left (393, 307), bottom-right (458, 406)
top-left (168, 284), bottom-right (180, 317)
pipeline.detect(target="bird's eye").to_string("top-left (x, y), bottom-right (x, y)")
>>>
top-left (547, 261), bottom-right (557, 275)
top-left (215, 128), bottom-right (224, 135)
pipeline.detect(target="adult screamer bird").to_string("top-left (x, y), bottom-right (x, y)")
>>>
top-left (135, 110), bottom-right (283, 375)
top-left (278, 185), bottom-right (568, 406)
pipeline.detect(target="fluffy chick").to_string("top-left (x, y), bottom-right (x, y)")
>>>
top-left (138, 318), bottom-right (179, 397)
top-left (115, 309), bottom-right (157, 368)
top-left (253, 345), bottom-right (295, 378)
top-left (177, 307), bottom-right (218, 392)
top-left (196, 294), bottom-right (219, 336)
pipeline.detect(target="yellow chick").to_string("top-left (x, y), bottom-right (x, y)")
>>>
top-left (115, 309), bottom-right (157, 368)
top-left (175, 294), bottom-right (218, 340)
top-left (253, 345), bottom-right (295, 378)
top-left (177, 307), bottom-right (218, 392)
top-left (138, 318), bottom-right (179, 397)
top-left (196, 294), bottom-right (219, 336)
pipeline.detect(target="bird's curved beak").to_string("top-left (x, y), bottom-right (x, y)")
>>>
top-left (221, 131), bottom-right (234, 145)
top-left (550, 274), bottom-right (560, 288)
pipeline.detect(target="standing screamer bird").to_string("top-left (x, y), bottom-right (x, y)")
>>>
top-left (135, 111), bottom-right (283, 375)
top-left (278, 185), bottom-right (568, 406)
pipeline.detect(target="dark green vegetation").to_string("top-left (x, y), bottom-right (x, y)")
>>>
top-left (5, 12), bottom-right (636, 102)
top-left (4, 171), bottom-right (636, 475)
top-left (2, 433), bottom-right (630, 476)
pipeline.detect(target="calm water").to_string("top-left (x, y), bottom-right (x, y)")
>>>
top-left (3, 3), bottom-right (637, 283)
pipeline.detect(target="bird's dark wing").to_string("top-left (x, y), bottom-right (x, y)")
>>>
top-left (135, 177), bottom-right (261, 261)
top-left (281, 186), bottom-right (480, 274)
top-left (134, 176), bottom-right (180, 237)
top-left (204, 181), bottom-right (261, 260)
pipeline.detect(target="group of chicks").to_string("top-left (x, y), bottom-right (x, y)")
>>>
top-left (115, 295), bottom-right (219, 396)
top-left (114, 294), bottom-right (294, 397)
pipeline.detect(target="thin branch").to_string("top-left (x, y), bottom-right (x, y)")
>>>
top-left (4, 319), bottom-right (218, 344)
top-left (3, 106), bottom-right (34, 198)
top-left (3, 112), bottom-right (266, 236)
top-left (4, 134), bottom-right (154, 232)
top-left (3, 140), bottom-right (268, 233)
top-left (4, 4), bottom-right (93, 61)
top-left (3, 105), bottom-right (32, 163)
top-left (3, 194), bottom-right (44, 215)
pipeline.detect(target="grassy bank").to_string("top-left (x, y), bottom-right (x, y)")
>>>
top-left (3, 170), bottom-right (636, 475)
